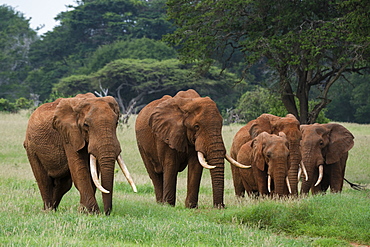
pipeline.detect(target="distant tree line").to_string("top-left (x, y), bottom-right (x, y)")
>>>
top-left (0, 0), bottom-right (370, 123)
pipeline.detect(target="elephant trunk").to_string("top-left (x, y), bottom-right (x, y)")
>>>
top-left (206, 141), bottom-right (225, 209)
top-left (98, 153), bottom-right (116, 215)
top-left (287, 141), bottom-right (301, 196)
top-left (300, 159), bottom-right (317, 194)
top-left (272, 163), bottom-right (290, 196)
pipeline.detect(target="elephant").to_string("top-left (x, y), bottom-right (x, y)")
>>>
top-left (230, 113), bottom-right (304, 197)
top-left (135, 89), bottom-right (248, 209)
top-left (300, 123), bottom-right (354, 194)
top-left (23, 93), bottom-right (137, 215)
top-left (236, 132), bottom-right (292, 196)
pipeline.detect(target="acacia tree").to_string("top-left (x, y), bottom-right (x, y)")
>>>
top-left (165, 0), bottom-right (370, 123)
top-left (54, 58), bottom-right (246, 116)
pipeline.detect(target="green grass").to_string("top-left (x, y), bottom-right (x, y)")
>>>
top-left (0, 111), bottom-right (369, 246)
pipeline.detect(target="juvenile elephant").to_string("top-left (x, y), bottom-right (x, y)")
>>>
top-left (236, 132), bottom-right (292, 196)
top-left (230, 113), bottom-right (303, 197)
top-left (24, 93), bottom-right (136, 215)
top-left (300, 123), bottom-right (354, 194)
top-left (135, 89), bottom-right (248, 208)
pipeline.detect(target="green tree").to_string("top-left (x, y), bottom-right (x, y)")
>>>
top-left (81, 38), bottom-right (177, 74)
top-left (165, 0), bottom-right (370, 124)
top-left (27, 0), bottom-right (174, 101)
top-left (54, 58), bottom-right (247, 114)
top-left (0, 5), bottom-right (37, 100)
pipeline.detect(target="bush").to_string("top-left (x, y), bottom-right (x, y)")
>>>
top-left (235, 86), bottom-right (330, 123)
top-left (0, 97), bottom-right (33, 112)
top-left (235, 86), bottom-right (288, 122)
top-left (0, 98), bottom-right (16, 112)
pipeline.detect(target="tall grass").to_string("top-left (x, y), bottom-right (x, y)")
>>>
top-left (0, 111), bottom-right (369, 246)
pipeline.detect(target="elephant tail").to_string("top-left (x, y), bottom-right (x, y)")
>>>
top-left (344, 178), bottom-right (366, 191)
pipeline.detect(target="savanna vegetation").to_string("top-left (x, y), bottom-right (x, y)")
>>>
top-left (1, 1), bottom-right (370, 245)
top-left (1, 0), bottom-right (370, 123)
top-left (0, 111), bottom-right (369, 246)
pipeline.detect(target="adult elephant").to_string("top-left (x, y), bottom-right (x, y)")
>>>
top-left (24, 93), bottom-right (137, 215)
top-left (135, 89), bottom-right (248, 208)
top-left (230, 113), bottom-right (304, 197)
top-left (236, 132), bottom-right (292, 196)
top-left (300, 123), bottom-right (354, 194)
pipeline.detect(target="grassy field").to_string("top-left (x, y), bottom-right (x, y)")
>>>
top-left (0, 110), bottom-right (369, 246)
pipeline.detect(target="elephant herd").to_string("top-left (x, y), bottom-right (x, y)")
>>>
top-left (23, 90), bottom-right (355, 215)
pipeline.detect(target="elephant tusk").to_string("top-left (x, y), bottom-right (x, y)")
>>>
top-left (314, 165), bottom-right (324, 187)
top-left (298, 166), bottom-right (301, 180)
top-left (267, 175), bottom-right (272, 193)
top-left (301, 161), bottom-right (309, 181)
top-left (197, 152), bottom-right (216, 169)
top-left (225, 154), bottom-right (251, 169)
top-left (89, 155), bottom-right (110, 194)
top-left (286, 176), bottom-right (292, 194)
top-left (117, 155), bottom-right (138, 193)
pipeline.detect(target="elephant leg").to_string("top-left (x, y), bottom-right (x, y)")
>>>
top-left (52, 175), bottom-right (72, 209)
top-left (26, 152), bottom-right (54, 210)
top-left (240, 175), bottom-right (255, 197)
top-left (66, 151), bottom-right (99, 213)
top-left (151, 172), bottom-right (164, 204)
top-left (163, 168), bottom-right (178, 206)
top-left (185, 159), bottom-right (203, 208)
top-left (158, 149), bottom-right (180, 206)
top-left (231, 165), bottom-right (245, 197)
top-left (138, 146), bottom-right (164, 204)
top-left (330, 155), bottom-right (348, 193)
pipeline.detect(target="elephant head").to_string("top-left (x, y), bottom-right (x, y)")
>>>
top-left (137, 89), bottom-right (246, 208)
top-left (300, 123), bottom-right (354, 194)
top-left (238, 132), bottom-right (291, 196)
top-left (52, 94), bottom-right (136, 214)
top-left (249, 114), bottom-right (302, 195)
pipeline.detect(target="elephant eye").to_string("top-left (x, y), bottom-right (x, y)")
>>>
top-left (319, 140), bottom-right (324, 146)
top-left (194, 124), bottom-right (200, 130)
top-left (266, 152), bottom-right (272, 158)
top-left (84, 123), bottom-right (89, 128)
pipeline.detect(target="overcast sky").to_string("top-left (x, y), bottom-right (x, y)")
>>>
top-left (1, 0), bottom-right (77, 34)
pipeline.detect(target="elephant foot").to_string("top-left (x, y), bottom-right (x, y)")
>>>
top-left (185, 201), bottom-right (198, 209)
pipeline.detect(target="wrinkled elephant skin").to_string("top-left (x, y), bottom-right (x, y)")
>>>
top-left (300, 123), bottom-right (354, 194)
top-left (236, 132), bottom-right (291, 196)
top-left (135, 89), bottom-right (227, 208)
top-left (23, 93), bottom-right (131, 215)
top-left (230, 114), bottom-right (301, 197)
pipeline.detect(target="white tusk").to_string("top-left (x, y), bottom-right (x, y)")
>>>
top-left (89, 155), bottom-right (110, 194)
top-left (225, 154), bottom-right (251, 169)
top-left (117, 155), bottom-right (137, 193)
top-left (197, 152), bottom-right (216, 169)
top-left (286, 176), bottom-right (292, 194)
top-left (301, 161), bottom-right (309, 181)
top-left (314, 165), bottom-right (324, 187)
top-left (268, 175), bottom-right (272, 193)
top-left (298, 166), bottom-right (301, 180)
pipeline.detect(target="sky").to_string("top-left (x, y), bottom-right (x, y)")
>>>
top-left (1, 0), bottom-right (77, 34)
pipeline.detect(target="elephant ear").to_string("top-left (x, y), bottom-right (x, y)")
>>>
top-left (249, 114), bottom-right (273, 138)
top-left (325, 124), bottom-right (354, 164)
top-left (101, 96), bottom-right (120, 116)
top-left (52, 98), bottom-right (86, 151)
top-left (253, 132), bottom-right (269, 171)
top-left (149, 96), bottom-right (188, 152)
top-left (237, 141), bottom-right (253, 167)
